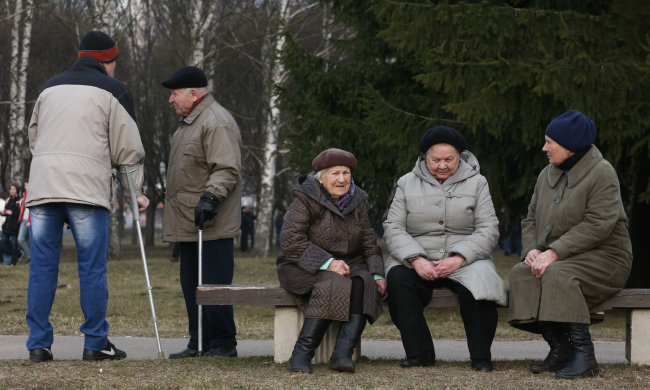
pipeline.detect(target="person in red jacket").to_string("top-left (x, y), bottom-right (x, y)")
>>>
top-left (17, 181), bottom-right (30, 263)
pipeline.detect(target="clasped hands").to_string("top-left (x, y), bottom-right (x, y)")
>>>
top-left (524, 249), bottom-right (559, 278)
top-left (411, 255), bottom-right (464, 281)
top-left (327, 259), bottom-right (386, 296)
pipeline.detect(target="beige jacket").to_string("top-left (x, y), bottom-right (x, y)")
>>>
top-left (162, 94), bottom-right (242, 242)
top-left (27, 57), bottom-right (144, 210)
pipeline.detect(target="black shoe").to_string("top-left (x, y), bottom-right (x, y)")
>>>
top-left (168, 348), bottom-right (200, 359)
top-left (29, 347), bottom-right (53, 363)
top-left (400, 350), bottom-right (436, 368)
top-left (328, 314), bottom-right (366, 373)
top-left (530, 322), bottom-right (572, 374)
top-left (289, 318), bottom-right (332, 373)
top-left (555, 324), bottom-right (599, 379)
top-left (203, 343), bottom-right (237, 357)
top-left (82, 340), bottom-right (127, 361)
top-left (471, 359), bottom-right (493, 372)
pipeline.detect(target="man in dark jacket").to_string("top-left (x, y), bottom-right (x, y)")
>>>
top-left (25, 31), bottom-right (148, 363)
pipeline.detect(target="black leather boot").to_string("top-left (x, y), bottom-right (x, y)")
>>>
top-left (328, 314), bottom-right (366, 373)
top-left (555, 323), bottom-right (599, 379)
top-left (529, 322), bottom-right (573, 373)
top-left (288, 318), bottom-right (332, 373)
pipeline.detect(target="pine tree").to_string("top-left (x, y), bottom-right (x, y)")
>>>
top-left (278, 0), bottom-right (650, 286)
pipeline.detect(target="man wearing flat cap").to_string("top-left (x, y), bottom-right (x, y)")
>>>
top-left (25, 30), bottom-right (148, 363)
top-left (161, 66), bottom-right (242, 359)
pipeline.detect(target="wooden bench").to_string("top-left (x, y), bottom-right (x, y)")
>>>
top-left (196, 285), bottom-right (650, 365)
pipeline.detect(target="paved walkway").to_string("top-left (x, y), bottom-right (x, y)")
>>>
top-left (0, 335), bottom-right (626, 363)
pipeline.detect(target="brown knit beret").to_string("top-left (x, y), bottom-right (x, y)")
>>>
top-left (311, 148), bottom-right (357, 172)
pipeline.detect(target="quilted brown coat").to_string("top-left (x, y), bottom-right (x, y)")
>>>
top-left (276, 174), bottom-right (384, 322)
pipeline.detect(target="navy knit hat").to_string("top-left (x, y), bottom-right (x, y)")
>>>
top-left (545, 110), bottom-right (597, 152)
top-left (78, 31), bottom-right (119, 63)
top-left (419, 126), bottom-right (467, 154)
top-left (161, 66), bottom-right (208, 89)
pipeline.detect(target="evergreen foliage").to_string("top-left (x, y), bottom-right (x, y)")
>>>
top-left (278, 0), bottom-right (650, 285)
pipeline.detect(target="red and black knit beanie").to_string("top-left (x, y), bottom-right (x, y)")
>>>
top-left (78, 31), bottom-right (119, 63)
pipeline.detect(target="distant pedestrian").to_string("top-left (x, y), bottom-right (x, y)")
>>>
top-left (274, 208), bottom-right (284, 248)
top-left (1, 185), bottom-right (21, 266)
top-left (240, 206), bottom-right (253, 252)
top-left (25, 30), bottom-right (148, 363)
top-left (17, 181), bottom-right (30, 263)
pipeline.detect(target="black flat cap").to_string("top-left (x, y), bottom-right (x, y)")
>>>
top-left (161, 66), bottom-right (208, 89)
top-left (418, 126), bottom-right (467, 154)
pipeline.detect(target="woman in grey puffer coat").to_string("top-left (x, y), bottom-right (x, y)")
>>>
top-left (384, 126), bottom-right (507, 372)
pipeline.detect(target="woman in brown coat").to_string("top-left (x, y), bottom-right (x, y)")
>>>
top-left (277, 148), bottom-right (385, 373)
top-left (509, 111), bottom-right (632, 379)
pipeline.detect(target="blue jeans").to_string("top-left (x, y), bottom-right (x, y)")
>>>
top-left (18, 217), bottom-right (30, 260)
top-left (26, 203), bottom-right (110, 351)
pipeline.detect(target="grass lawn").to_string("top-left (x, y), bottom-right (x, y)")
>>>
top-left (0, 235), bottom-right (640, 389)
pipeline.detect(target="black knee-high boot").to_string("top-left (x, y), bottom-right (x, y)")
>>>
top-left (289, 318), bottom-right (332, 373)
top-left (328, 314), bottom-right (367, 372)
top-left (555, 323), bottom-right (599, 379)
top-left (530, 322), bottom-right (573, 373)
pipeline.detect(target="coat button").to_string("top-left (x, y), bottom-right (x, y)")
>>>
top-left (439, 249), bottom-right (444, 253)
top-left (439, 221), bottom-right (444, 225)
top-left (555, 198), bottom-right (561, 203)
top-left (340, 241), bottom-right (346, 246)
top-left (545, 225), bottom-right (551, 231)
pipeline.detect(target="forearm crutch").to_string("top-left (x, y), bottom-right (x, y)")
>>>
top-left (198, 227), bottom-right (203, 355)
top-left (119, 164), bottom-right (164, 359)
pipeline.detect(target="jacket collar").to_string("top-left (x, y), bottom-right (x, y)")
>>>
top-left (73, 56), bottom-right (108, 76)
top-left (546, 145), bottom-right (602, 188)
top-left (295, 173), bottom-right (368, 217)
top-left (179, 93), bottom-right (215, 125)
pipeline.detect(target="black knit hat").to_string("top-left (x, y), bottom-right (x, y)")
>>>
top-left (418, 126), bottom-right (467, 154)
top-left (78, 31), bottom-right (119, 63)
top-left (161, 66), bottom-right (208, 89)
top-left (545, 110), bottom-right (597, 152)
top-left (311, 148), bottom-right (357, 172)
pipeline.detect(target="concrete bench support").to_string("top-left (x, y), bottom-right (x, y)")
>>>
top-left (273, 307), bottom-right (359, 364)
top-left (627, 309), bottom-right (650, 365)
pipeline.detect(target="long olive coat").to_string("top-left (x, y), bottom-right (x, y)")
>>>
top-left (276, 174), bottom-right (384, 322)
top-left (162, 94), bottom-right (242, 242)
top-left (383, 151), bottom-right (507, 306)
top-left (509, 146), bottom-right (632, 331)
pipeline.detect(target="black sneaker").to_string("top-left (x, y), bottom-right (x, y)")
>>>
top-left (29, 347), bottom-right (53, 363)
top-left (202, 342), bottom-right (237, 357)
top-left (82, 340), bottom-right (127, 361)
top-left (168, 348), bottom-right (199, 359)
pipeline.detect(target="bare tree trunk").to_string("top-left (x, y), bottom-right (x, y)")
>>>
top-left (254, 0), bottom-right (291, 257)
top-left (9, 0), bottom-right (33, 185)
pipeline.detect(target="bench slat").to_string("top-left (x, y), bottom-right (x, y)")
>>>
top-left (197, 285), bottom-right (297, 306)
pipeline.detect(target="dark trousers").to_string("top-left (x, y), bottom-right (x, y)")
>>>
top-left (179, 239), bottom-right (237, 350)
top-left (387, 265), bottom-right (498, 361)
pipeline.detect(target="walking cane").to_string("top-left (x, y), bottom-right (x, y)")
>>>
top-left (119, 164), bottom-right (164, 359)
top-left (198, 227), bottom-right (203, 356)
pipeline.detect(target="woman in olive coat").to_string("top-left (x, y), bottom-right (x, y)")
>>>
top-left (509, 110), bottom-right (632, 379)
top-left (277, 148), bottom-right (385, 374)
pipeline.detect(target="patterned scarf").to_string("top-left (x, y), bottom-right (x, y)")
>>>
top-left (321, 179), bottom-right (356, 212)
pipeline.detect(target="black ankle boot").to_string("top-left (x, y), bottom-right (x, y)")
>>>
top-left (289, 318), bottom-right (332, 373)
top-left (328, 314), bottom-right (367, 373)
top-left (555, 323), bottom-right (599, 379)
top-left (529, 322), bottom-right (573, 373)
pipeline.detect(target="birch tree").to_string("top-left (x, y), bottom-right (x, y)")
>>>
top-left (8, 0), bottom-right (34, 186)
